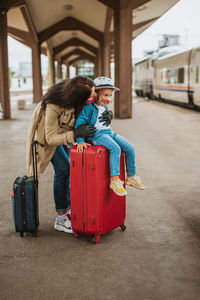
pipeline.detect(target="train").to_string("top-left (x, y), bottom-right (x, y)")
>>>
top-left (134, 46), bottom-right (200, 110)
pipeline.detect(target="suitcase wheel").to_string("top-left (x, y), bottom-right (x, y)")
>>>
top-left (32, 229), bottom-right (38, 237)
top-left (73, 231), bottom-right (80, 239)
top-left (120, 224), bottom-right (126, 231)
top-left (92, 235), bottom-right (101, 244)
top-left (20, 232), bottom-right (24, 237)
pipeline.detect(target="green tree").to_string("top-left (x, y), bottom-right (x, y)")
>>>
top-left (9, 69), bottom-right (15, 87)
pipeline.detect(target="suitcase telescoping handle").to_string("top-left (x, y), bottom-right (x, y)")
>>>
top-left (30, 106), bottom-right (44, 186)
top-left (31, 141), bottom-right (39, 186)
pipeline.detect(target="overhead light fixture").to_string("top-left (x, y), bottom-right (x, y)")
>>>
top-left (64, 4), bottom-right (73, 11)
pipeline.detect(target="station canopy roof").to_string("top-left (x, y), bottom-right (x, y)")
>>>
top-left (6, 0), bottom-right (179, 63)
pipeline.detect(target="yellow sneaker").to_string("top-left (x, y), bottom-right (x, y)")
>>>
top-left (110, 179), bottom-right (127, 196)
top-left (126, 175), bottom-right (146, 190)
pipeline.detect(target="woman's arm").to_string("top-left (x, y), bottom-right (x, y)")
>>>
top-left (45, 104), bottom-right (75, 146)
top-left (74, 105), bottom-right (92, 144)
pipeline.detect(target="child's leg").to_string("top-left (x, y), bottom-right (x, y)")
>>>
top-left (92, 133), bottom-right (127, 196)
top-left (92, 133), bottom-right (121, 177)
top-left (112, 133), bottom-right (136, 176)
top-left (112, 133), bottom-right (145, 190)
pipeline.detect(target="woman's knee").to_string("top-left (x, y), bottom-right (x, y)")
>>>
top-left (54, 166), bottom-right (70, 178)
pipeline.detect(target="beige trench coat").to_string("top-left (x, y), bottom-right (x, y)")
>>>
top-left (26, 102), bottom-right (75, 178)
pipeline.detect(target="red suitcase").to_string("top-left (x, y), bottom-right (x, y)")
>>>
top-left (70, 145), bottom-right (126, 244)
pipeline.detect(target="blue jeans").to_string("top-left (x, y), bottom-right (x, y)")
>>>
top-left (90, 129), bottom-right (136, 177)
top-left (51, 145), bottom-right (70, 212)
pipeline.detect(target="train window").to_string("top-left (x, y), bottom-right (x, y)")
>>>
top-left (196, 66), bottom-right (199, 83)
top-left (170, 69), bottom-right (178, 84)
top-left (178, 68), bottom-right (184, 83)
top-left (162, 69), bottom-right (169, 84)
top-left (166, 70), bottom-right (170, 84)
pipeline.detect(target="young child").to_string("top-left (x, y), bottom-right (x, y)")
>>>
top-left (75, 76), bottom-right (145, 196)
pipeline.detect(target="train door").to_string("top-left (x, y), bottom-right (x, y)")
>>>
top-left (191, 49), bottom-right (200, 106)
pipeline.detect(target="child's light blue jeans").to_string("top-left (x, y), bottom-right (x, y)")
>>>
top-left (90, 129), bottom-right (136, 177)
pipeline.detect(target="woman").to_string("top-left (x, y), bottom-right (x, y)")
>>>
top-left (26, 76), bottom-right (112, 234)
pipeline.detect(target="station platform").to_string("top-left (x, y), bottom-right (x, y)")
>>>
top-left (0, 95), bottom-right (200, 300)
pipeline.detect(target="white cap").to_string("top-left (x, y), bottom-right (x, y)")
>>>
top-left (94, 76), bottom-right (120, 91)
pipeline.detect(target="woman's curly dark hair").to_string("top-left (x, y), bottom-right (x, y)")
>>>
top-left (41, 76), bottom-right (94, 118)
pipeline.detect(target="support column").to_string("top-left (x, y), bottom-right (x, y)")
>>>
top-left (32, 43), bottom-right (42, 103)
top-left (104, 8), bottom-right (112, 77)
top-left (114, 1), bottom-right (132, 118)
top-left (104, 35), bottom-right (111, 78)
top-left (47, 47), bottom-right (55, 86)
top-left (0, 8), bottom-right (11, 119)
top-left (57, 61), bottom-right (62, 80)
top-left (97, 40), bottom-right (104, 76)
top-left (97, 47), bottom-right (102, 76)
top-left (100, 42), bottom-right (104, 76)
top-left (75, 65), bottom-right (78, 76)
top-left (94, 55), bottom-right (99, 78)
top-left (50, 55), bottom-right (55, 85)
top-left (66, 64), bottom-right (70, 78)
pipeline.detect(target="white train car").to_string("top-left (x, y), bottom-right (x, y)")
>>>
top-left (134, 56), bottom-right (154, 98)
top-left (154, 50), bottom-right (190, 104)
top-left (190, 47), bottom-right (200, 106)
top-left (134, 46), bottom-right (200, 110)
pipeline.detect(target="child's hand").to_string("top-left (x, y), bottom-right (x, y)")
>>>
top-left (77, 142), bottom-right (91, 152)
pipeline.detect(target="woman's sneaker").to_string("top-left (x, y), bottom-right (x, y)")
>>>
top-left (126, 175), bottom-right (146, 190)
top-left (54, 215), bottom-right (73, 233)
top-left (65, 208), bottom-right (71, 221)
top-left (110, 179), bottom-right (127, 196)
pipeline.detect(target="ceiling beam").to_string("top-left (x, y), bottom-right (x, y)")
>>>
top-left (69, 54), bottom-right (95, 65)
top-left (7, 26), bottom-right (33, 45)
top-left (132, 17), bottom-right (158, 31)
top-left (61, 50), bottom-right (81, 62)
top-left (109, 16), bottom-right (158, 42)
top-left (8, 32), bottom-right (30, 47)
top-left (20, 5), bottom-right (38, 43)
top-left (61, 49), bottom-right (95, 63)
top-left (53, 37), bottom-right (98, 55)
top-left (38, 17), bottom-right (103, 44)
top-left (98, 0), bottom-right (150, 10)
top-left (97, 0), bottom-right (115, 9)
top-left (68, 56), bottom-right (81, 65)
top-left (0, 0), bottom-right (25, 10)
top-left (40, 47), bottom-right (47, 56)
top-left (8, 31), bottom-right (46, 55)
top-left (131, 0), bottom-right (150, 10)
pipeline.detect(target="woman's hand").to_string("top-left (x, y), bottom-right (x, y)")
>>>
top-left (74, 124), bottom-right (96, 139)
top-left (98, 110), bottom-right (113, 126)
top-left (77, 142), bottom-right (91, 152)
